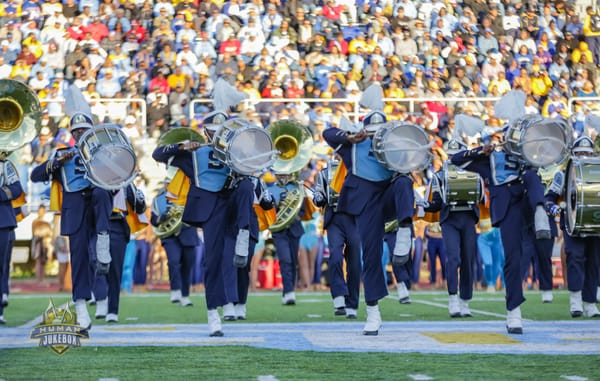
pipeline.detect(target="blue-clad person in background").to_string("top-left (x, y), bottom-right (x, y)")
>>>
top-left (151, 181), bottom-right (198, 308)
top-left (545, 136), bottom-right (600, 318)
top-left (0, 154), bottom-right (24, 324)
top-left (314, 156), bottom-right (362, 319)
top-left (322, 85), bottom-right (415, 335)
top-left (94, 183), bottom-right (147, 323)
top-left (450, 126), bottom-right (552, 334)
top-left (31, 107), bottom-right (113, 332)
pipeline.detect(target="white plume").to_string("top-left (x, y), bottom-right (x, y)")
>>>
top-left (494, 90), bottom-right (526, 122)
top-left (454, 114), bottom-right (486, 140)
top-left (212, 78), bottom-right (248, 112)
top-left (64, 85), bottom-right (92, 119)
top-left (338, 115), bottom-right (360, 133)
top-left (359, 83), bottom-right (385, 111)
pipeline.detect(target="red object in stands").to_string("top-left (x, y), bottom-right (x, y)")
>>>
top-left (258, 259), bottom-right (283, 289)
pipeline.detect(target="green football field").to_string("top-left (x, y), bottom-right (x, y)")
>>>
top-left (1, 290), bottom-right (599, 381)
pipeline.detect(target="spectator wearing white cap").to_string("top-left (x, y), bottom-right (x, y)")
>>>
top-left (261, 4), bottom-right (283, 36)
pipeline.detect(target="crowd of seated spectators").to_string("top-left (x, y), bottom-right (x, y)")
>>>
top-left (0, 0), bottom-right (599, 174)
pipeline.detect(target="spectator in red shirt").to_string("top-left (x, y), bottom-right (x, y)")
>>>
top-left (322, 0), bottom-right (343, 23)
top-left (128, 20), bottom-right (147, 44)
top-left (148, 71), bottom-right (170, 95)
top-left (327, 32), bottom-right (349, 55)
top-left (67, 17), bottom-right (86, 40)
top-left (219, 34), bottom-right (242, 56)
top-left (85, 17), bottom-right (110, 43)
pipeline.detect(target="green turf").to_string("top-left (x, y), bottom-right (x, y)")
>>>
top-left (0, 346), bottom-right (599, 381)
top-left (2, 290), bottom-right (598, 380)
top-left (0, 290), bottom-right (580, 326)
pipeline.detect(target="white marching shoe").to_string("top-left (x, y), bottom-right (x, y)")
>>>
top-left (170, 290), bottom-right (182, 304)
top-left (282, 292), bottom-right (296, 305)
top-left (208, 309), bottom-right (223, 337)
top-left (333, 296), bottom-right (346, 315)
top-left (570, 291), bottom-right (583, 317)
top-left (95, 298), bottom-right (108, 319)
top-left (222, 303), bottom-right (236, 321)
top-left (541, 290), bottom-right (553, 303)
top-left (534, 205), bottom-right (551, 239)
top-left (105, 313), bottom-right (119, 323)
top-left (2, 292), bottom-right (8, 307)
top-left (345, 308), bottom-right (357, 319)
top-left (459, 299), bottom-right (472, 317)
top-left (397, 282), bottom-right (411, 304)
top-left (75, 299), bottom-right (92, 331)
top-left (363, 305), bottom-right (382, 336)
top-left (392, 227), bottom-right (411, 265)
top-left (506, 307), bottom-right (523, 334)
top-left (235, 303), bottom-right (246, 320)
top-left (448, 294), bottom-right (461, 318)
top-left (583, 302), bottom-right (600, 318)
top-left (0, 315), bottom-right (5, 324)
top-left (180, 296), bottom-right (193, 307)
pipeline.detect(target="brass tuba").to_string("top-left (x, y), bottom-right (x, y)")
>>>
top-left (152, 204), bottom-right (184, 239)
top-left (0, 79), bottom-right (42, 155)
top-left (266, 120), bottom-right (313, 232)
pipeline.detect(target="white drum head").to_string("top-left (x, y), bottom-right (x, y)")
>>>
top-left (228, 127), bottom-right (275, 175)
top-left (374, 122), bottom-right (432, 173)
top-left (520, 119), bottom-right (571, 167)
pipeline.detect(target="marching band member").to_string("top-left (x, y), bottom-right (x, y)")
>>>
top-left (450, 101), bottom-right (552, 334)
top-left (545, 136), bottom-right (600, 318)
top-left (267, 172), bottom-right (308, 306)
top-left (0, 153), bottom-right (24, 324)
top-left (322, 84), bottom-right (415, 335)
top-left (94, 183), bottom-right (147, 322)
top-left (424, 139), bottom-right (479, 317)
top-left (152, 79), bottom-right (253, 337)
top-left (151, 180), bottom-right (198, 307)
top-left (30, 87), bottom-right (113, 331)
top-left (314, 154), bottom-right (361, 318)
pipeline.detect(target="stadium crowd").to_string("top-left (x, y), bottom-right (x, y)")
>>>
top-left (1, 0), bottom-right (597, 298)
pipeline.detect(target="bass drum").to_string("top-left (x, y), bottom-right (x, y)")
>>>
top-left (504, 115), bottom-right (572, 168)
top-left (443, 162), bottom-right (480, 206)
top-left (565, 157), bottom-right (600, 236)
top-left (213, 118), bottom-right (275, 176)
top-left (372, 121), bottom-right (432, 173)
top-left (77, 124), bottom-right (137, 190)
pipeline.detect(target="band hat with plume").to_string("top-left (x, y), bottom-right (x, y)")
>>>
top-left (204, 78), bottom-right (249, 131)
top-left (360, 83), bottom-right (386, 130)
top-left (64, 85), bottom-right (94, 130)
top-left (572, 135), bottom-right (594, 154)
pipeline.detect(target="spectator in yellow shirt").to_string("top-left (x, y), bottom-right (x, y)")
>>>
top-left (582, 6), bottom-right (600, 64)
top-left (10, 59), bottom-right (31, 81)
top-left (572, 41), bottom-right (594, 64)
top-left (531, 69), bottom-right (553, 104)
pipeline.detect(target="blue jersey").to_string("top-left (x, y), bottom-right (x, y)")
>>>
top-left (352, 139), bottom-right (394, 182)
top-left (59, 150), bottom-right (91, 192)
top-left (192, 146), bottom-right (229, 192)
top-left (490, 150), bottom-right (520, 185)
top-left (269, 181), bottom-right (300, 206)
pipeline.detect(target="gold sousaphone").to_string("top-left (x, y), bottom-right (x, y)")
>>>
top-left (153, 127), bottom-right (206, 238)
top-left (266, 120), bottom-right (313, 232)
top-left (0, 79), bottom-right (42, 155)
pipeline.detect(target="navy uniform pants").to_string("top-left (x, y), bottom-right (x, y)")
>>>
top-left (272, 227), bottom-right (301, 295)
top-left (564, 233), bottom-right (600, 303)
top-left (93, 218), bottom-right (129, 314)
top-left (442, 211), bottom-right (477, 300)
top-left (327, 212), bottom-right (361, 310)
